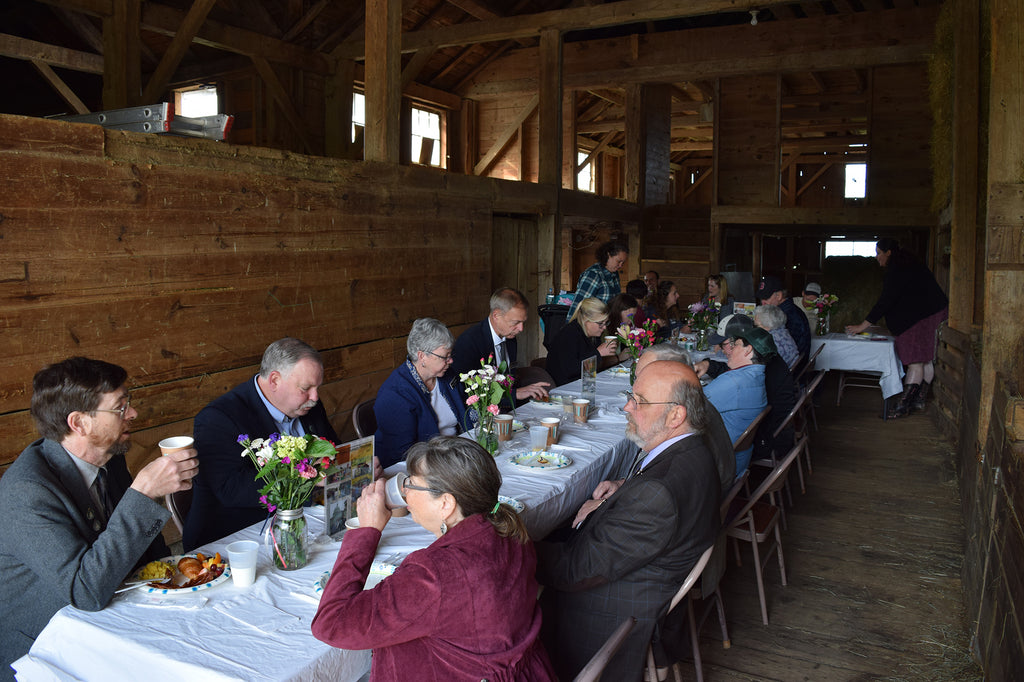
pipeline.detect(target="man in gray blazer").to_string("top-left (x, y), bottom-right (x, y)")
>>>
top-left (0, 358), bottom-right (198, 678)
top-left (536, 361), bottom-right (720, 681)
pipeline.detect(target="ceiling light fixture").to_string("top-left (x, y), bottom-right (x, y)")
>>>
top-left (750, 9), bottom-right (759, 26)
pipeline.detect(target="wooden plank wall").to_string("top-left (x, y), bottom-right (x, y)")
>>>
top-left (640, 205), bottom-right (712, 303)
top-left (868, 63), bottom-right (933, 207)
top-left (934, 324), bottom-right (971, 442)
top-left (0, 113), bottom-right (496, 479)
top-left (714, 74), bottom-right (780, 206)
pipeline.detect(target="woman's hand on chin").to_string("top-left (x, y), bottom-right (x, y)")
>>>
top-left (357, 479), bottom-right (391, 532)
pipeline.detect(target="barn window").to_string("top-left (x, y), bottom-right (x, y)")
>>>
top-left (411, 106), bottom-right (442, 166)
top-left (845, 163), bottom-right (866, 199)
top-left (176, 86), bottom-right (218, 117)
top-left (824, 239), bottom-right (877, 257)
top-left (352, 92), bottom-right (365, 143)
top-left (577, 151), bottom-right (595, 192)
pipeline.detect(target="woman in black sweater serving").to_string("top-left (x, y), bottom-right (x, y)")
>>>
top-left (846, 238), bottom-right (948, 418)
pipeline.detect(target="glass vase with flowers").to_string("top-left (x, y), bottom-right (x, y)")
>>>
top-left (459, 355), bottom-right (514, 456)
top-left (616, 318), bottom-right (660, 385)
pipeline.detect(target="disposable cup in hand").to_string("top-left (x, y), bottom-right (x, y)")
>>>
top-left (541, 417), bottom-right (559, 446)
top-left (385, 473), bottom-right (408, 509)
top-left (529, 426), bottom-right (549, 452)
top-left (226, 540), bottom-right (258, 588)
top-left (494, 414), bottom-right (514, 442)
top-left (159, 436), bottom-right (194, 456)
top-left (572, 398), bottom-right (590, 424)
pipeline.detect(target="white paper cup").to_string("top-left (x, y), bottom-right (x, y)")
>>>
top-left (540, 417), bottom-right (560, 446)
top-left (529, 426), bottom-right (549, 452)
top-left (385, 473), bottom-right (408, 508)
top-left (572, 398), bottom-right (591, 424)
top-left (226, 540), bottom-right (258, 588)
top-left (345, 517), bottom-right (361, 530)
top-left (159, 436), bottom-right (194, 456)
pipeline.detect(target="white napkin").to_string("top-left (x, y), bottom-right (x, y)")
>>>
top-left (122, 594), bottom-right (209, 610)
top-left (212, 596), bottom-right (300, 633)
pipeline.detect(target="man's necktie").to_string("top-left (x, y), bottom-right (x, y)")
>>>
top-left (628, 450), bottom-right (648, 478)
top-left (496, 340), bottom-right (507, 368)
top-left (94, 467), bottom-right (115, 521)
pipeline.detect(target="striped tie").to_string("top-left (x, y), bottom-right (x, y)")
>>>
top-left (628, 450), bottom-right (648, 478)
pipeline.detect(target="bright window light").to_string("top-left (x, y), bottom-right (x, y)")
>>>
top-left (825, 240), bottom-right (877, 257)
top-left (577, 151), bottom-right (594, 192)
top-left (411, 106), bottom-right (441, 166)
top-left (845, 163), bottom-right (866, 199)
top-left (352, 92), bottom-right (365, 142)
top-left (179, 88), bottom-right (218, 117)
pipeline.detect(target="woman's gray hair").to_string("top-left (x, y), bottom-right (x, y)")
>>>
top-left (640, 344), bottom-right (692, 365)
top-left (407, 318), bottom-right (454, 358)
top-left (754, 304), bottom-right (786, 331)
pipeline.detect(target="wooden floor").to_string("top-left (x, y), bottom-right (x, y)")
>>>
top-left (687, 374), bottom-right (983, 681)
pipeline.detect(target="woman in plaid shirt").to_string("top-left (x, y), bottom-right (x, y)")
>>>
top-left (566, 239), bottom-right (629, 319)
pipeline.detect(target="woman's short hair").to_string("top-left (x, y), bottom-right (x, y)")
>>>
top-left (754, 304), bottom-right (786, 331)
top-left (569, 297), bottom-right (609, 329)
top-left (31, 357), bottom-right (128, 442)
top-left (707, 273), bottom-right (730, 302)
top-left (406, 437), bottom-right (529, 542)
top-left (595, 239), bottom-right (628, 264)
top-left (640, 344), bottom-right (692, 365)
top-left (260, 338), bottom-right (322, 379)
top-left (407, 318), bottom-right (454, 359)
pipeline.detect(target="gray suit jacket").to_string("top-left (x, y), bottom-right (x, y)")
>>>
top-left (0, 439), bottom-right (169, 678)
top-left (536, 434), bottom-right (720, 681)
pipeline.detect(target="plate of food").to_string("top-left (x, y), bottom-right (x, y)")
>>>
top-left (509, 451), bottom-right (572, 471)
top-left (532, 395), bottom-right (567, 409)
top-left (498, 495), bottom-right (526, 513)
top-left (608, 365), bottom-right (631, 377)
top-left (130, 553), bottom-right (230, 596)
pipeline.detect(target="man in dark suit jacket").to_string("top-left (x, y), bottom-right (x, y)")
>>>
top-left (183, 338), bottom-right (339, 551)
top-left (536, 361), bottom-right (720, 681)
top-left (0, 358), bottom-right (197, 678)
top-left (450, 287), bottom-right (550, 403)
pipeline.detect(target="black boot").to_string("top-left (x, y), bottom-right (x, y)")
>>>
top-left (888, 383), bottom-right (921, 419)
top-left (912, 381), bottom-right (931, 413)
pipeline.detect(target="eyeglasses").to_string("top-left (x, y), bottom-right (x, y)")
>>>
top-left (424, 350), bottom-right (453, 362)
top-left (588, 318), bottom-right (609, 327)
top-left (623, 391), bottom-right (680, 409)
top-left (92, 398), bottom-right (132, 420)
top-left (402, 478), bottom-right (444, 495)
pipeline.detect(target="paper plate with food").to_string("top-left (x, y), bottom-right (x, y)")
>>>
top-left (130, 552), bottom-right (231, 596)
top-left (509, 451), bottom-right (572, 471)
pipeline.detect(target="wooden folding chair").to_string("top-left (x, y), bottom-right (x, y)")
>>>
top-left (795, 343), bottom-right (824, 430)
top-left (643, 543), bottom-right (716, 682)
top-left (725, 437), bottom-right (806, 625)
top-left (574, 617), bottom-right (636, 682)
top-left (732, 405), bottom-right (771, 455)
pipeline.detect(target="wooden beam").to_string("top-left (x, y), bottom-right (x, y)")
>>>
top-left (251, 56), bottom-right (313, 154)
top-left (31, 59), bottom-right (89, 114)
top-left (142, 0), bottom-right (217, 104)
top-left (796, 163), bottom-right (835, 197)
top-left (473, 94), bottom-right (538, 176)
top-left (401, 48), bottom-right (436, 89)
top-left (364, 0), bottom-right (402, 163)
top-left (334, 0), bottom-right (806, 59)
top-left (711, 206), bottom-right (935, 226)
top-left (538, 28), bottom-right (563, 186)
top-left (0, 33), bottom-right (104, 74)
top-left (578, 131), bottom-right (616, 172)
top-left (283, 0), bottom-right (331, 41)
top-left (325, 58), bottom-right (356, 159)
top-left (102, 0), bottom-right (140, 109)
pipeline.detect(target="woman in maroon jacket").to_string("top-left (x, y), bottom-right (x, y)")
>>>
top-left (312, 437), bottom-right (556, 682)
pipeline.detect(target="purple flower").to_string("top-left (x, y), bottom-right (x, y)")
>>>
top-left (268, 433), bottom-right (281, 444)
top-left (237, 434), bottom-right (249, 444)
top-left (282, 456), bottom-right (291, 465)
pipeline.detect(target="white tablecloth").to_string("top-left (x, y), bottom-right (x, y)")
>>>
top-left (811, 333), bottom-right (904, 399)
top-left (15, 369), bottom-right (637, 682)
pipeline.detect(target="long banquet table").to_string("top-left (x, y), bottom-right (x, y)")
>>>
top-left (13, 367), bottom-right (638, 682)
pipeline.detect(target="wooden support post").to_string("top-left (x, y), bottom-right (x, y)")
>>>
top-left (102, 0), bottom-right (141, 109)
top-left (948, 0), bottom-right (980, 331)
top-left (979, 0), bottom-right (1024, 442)
top-left (562, 88), bottom-right (577, 189)
top-left (538, 28), bottom-right (563, 186)
top-left (142, 0), bottom-right (217, 104)
top-left (625, 83), bottom-right (671, 206)
top-left (364, 0), bottom-right (401, 163)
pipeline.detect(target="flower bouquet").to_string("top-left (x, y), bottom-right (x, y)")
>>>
top-left (688, 300), bottom-right (721, 350)
top-left (813, 293), bottom-right (839, 335)
top-left (459, 355), bottom-right (514, 456)
top-left (616, 318), bottom-right (660, 385)
top-left (238, 433), bottom-right (337, 569)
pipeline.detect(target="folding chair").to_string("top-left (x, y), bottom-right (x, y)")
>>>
top-left (794, 343), bottom-right (824, 430)
top-left (350, 398), bottom-right (377, 438)
top-left (574, 617), bottom-right (636, 682)
top-left (725, 437), bottom-right (806, 625)
top-left (164, 488), bottom-right (193, 534)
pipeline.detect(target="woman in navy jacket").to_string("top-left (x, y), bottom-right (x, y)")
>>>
top-left (374, 319), bottom-right (467, 468)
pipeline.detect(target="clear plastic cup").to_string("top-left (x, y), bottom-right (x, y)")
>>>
top-left (226, 540), bottom-right (259, 588)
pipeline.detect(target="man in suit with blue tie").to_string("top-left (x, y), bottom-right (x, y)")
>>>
top-left (183, 338), bottom-right (340, 551)
top-left (536, 361), bottom-right (720, 680)
top-left (450, 287), bottom-right (550, 403)
top-left (0, 357), bottom-right (197, 677)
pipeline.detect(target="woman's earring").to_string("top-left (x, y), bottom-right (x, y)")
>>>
top-left (440, 520), bottom-right (448, 535)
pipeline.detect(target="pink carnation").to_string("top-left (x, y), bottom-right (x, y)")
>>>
top-left (466, 395), bottom-right (480, 406)
top-left (487, 404), bottom-right (500, 415)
